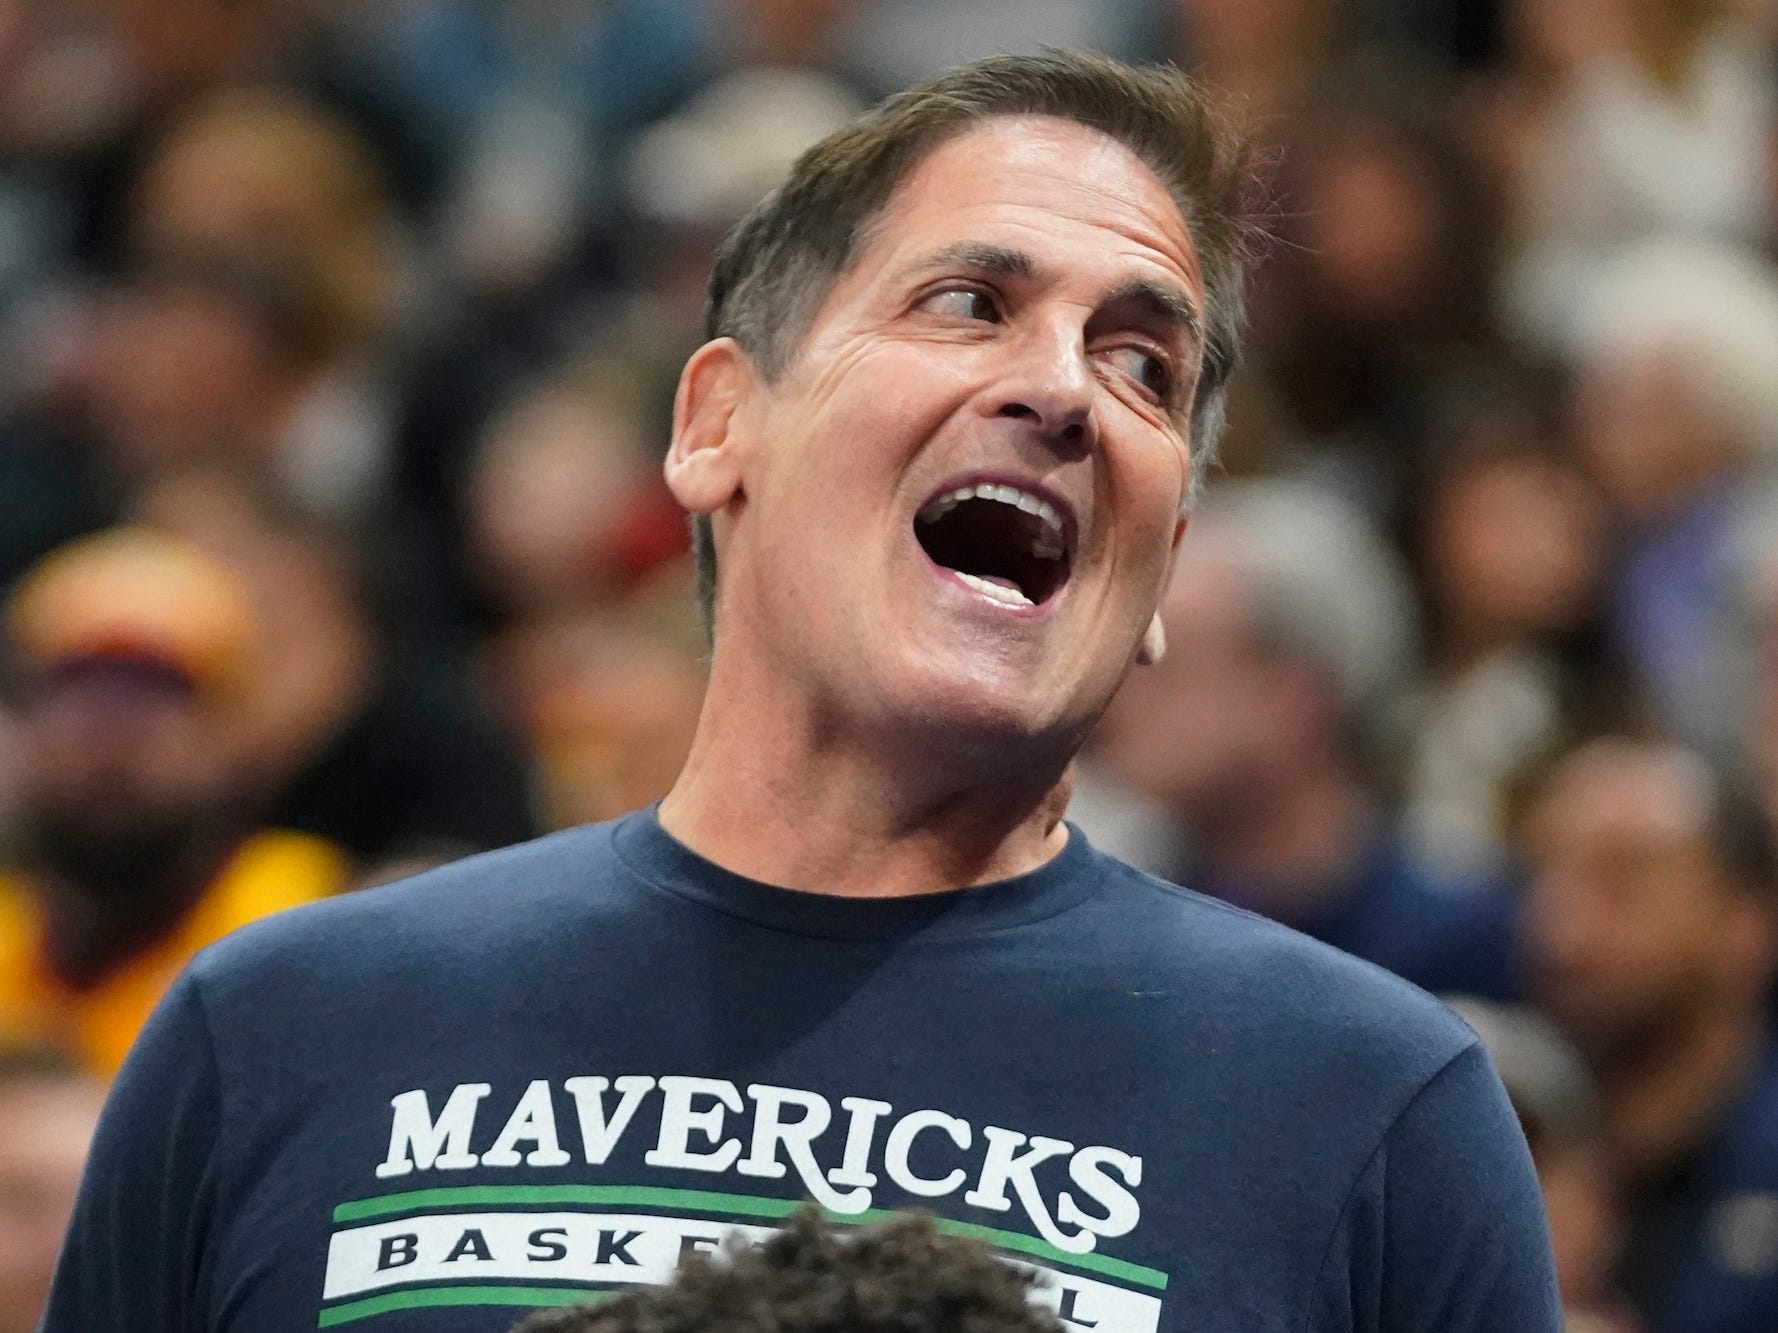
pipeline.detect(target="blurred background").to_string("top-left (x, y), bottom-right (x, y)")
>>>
top-left (1, 1), bottom-right (1777, 1330)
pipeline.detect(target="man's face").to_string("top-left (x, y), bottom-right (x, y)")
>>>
top-left (18, 668), bottom-right (235, 895)
top-left (716, 116), bottom-right (1204, 750)
top-left (22, 670), bottom-right (225, 827)
top-left (1523, 751), bottom-right (1747, 1059)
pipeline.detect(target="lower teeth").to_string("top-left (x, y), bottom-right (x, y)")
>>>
top-left (954, 570), bottom-right (1032, 606)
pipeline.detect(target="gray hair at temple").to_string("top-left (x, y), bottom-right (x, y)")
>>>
top-left (689, 48), bottom-right (1265, 630)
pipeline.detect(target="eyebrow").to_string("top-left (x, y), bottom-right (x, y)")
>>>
top-left (909, 241), bottom-right (1036, 280)
top-left (902, 243), bottom-right (1202, 345)
top-left (1101, 277), bottom-right (1203, 348)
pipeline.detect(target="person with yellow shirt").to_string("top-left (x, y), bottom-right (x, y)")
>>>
top-left (0, 528), bottom-right (347, 1076)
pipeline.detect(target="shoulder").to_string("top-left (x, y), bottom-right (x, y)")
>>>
top-left (186, 817), bottom-right (629, 992)
top-left (1082, 850), bottom-right (1483, 1084)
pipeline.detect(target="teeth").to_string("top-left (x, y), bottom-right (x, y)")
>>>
top-left (916, 482), bottom-right (1067, 548)
top-left (954, 570), bottom-right (1033, 607)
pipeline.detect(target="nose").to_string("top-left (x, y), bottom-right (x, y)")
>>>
top-left (990, 320), bottom-right (1095, 452)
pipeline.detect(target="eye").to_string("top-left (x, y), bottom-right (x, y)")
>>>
top-left (921, 285), bottom-right (1001, 323)
top-left (1105, 346), bottom-right (1175, 403)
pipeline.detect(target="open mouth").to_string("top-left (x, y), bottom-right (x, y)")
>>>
top-left (914, 481), bottom-right (1072, 609)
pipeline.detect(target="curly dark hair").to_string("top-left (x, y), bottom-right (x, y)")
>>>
top-left (507, 1207), bottom-right (1065, 1333)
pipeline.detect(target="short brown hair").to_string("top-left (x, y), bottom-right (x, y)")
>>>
top-left (692, 49), bottom-right (1263, 625)
top-left (508, 1207), bottom-right (1063, 1333)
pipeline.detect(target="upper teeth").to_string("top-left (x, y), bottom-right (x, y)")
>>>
top-left (918, 483), bottom-right (1067, 559)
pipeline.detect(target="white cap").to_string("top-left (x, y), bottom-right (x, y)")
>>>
top-left (626, 68), bottom-right (865, 230)
top-left (1183, 479), bottom-right (1419, 722)
top-left (1574, 237), bottom-right (1778, 457)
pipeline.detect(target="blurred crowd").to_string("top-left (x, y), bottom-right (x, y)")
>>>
top-left (1, 1), bottom-right (1777, 1331)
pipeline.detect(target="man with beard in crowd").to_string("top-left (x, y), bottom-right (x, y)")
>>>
top-left (0, 528), bottom-right (345, 1074)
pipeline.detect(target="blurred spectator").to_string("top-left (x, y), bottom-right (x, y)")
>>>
top-left (0, 528), bottom-right (346, 1073)
top-left (1088, 480), bottom-right (1521, 998)
top-left (138, 470), bottom-right (537, 870)
top-left (1351, 0), bottom-right (1508, 71)
top-left (108, 0), bottom-right (294, 119)
top-left (624, 63), bottom-right (865, 269)
top-left (840, 0), bottom-right (1146, 96)
top-left (0, 1046), bottom-right (104, 1333)
top-left (462, 362), bottom-right (704, 834)
top-left (710, 0), bottom-right (864, 80)
top-left (1492, 0), bottom-right (1775, 349)
top-left (92, 86), bottom-right (407, 522)
top-left (1162, 0), bottom-right (1346, 119)
top-left (1745, 546), bottom-right (1778, 835)
top-left (1248, 67), bottom-right (1507, 516)
top-left (323, 0), bottom-right (708, 304)
top-left (596, 63), bottom-right (866, 461)
top-left (1452, 998), bottom-right (1640, 1331)
top-left (1522, 737), bottom-right (1778, 1333)
top-left (1569, 238), bottom-right (1778, 766)
top-left (505, 611), bottom-right (707, 832)
top-left (28, 0), bottom-right (311, 287)
top-left (466, 367), bottom-right (689, 623)
top-left (0, 0), bottom-right (124, 310)
top-left (1402, 382), bottom-right (1612, 879)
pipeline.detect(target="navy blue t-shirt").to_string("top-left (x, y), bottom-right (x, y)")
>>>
top-left (43, 810), bottom-right (1559, 1332)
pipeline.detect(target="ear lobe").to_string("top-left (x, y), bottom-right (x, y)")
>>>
top-left (665, 338), bottom-right (751, 514)
top-left (1136, 515), bottom-right (1188, 666)
top-left (1136, 612), bottom-right (1166, 666)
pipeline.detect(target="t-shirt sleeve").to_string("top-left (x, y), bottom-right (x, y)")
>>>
top-left (38, 973), bottom-right (223, 1333)
top-left (1308, 1038), bottom-right (1563, 1332)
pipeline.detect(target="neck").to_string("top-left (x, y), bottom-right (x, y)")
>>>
top-left (1598, 1004), bottom-right (1764, 1183)
top-left (659, 673), bottom-right (1075, 898)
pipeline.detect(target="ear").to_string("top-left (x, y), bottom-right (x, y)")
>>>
top-left (665, 338), bottom-right (753, 515)
top-left (1136, 515), bottom-right (1190, 666)
top-left (1136, 614), bottom-right (1166, 666)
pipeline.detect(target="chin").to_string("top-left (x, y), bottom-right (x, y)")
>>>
top-left (885, 658), bottom-right (1089, 765)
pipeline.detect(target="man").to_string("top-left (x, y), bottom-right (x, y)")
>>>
top-left (0, 527), bottom-right (347, 1074)
top-left (1091, 479), bottom-right (1520, 999)
top-left (43, 51), bottom-right (1558, 1332)
top-left (507, 1206), bottom-right (1064, 1333)
top-left (1522, 738), bottom-right (1778, 1333)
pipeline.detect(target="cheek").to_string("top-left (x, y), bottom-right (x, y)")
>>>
top-left (763, 347), bottom-right (975, 496)
top-left (1117, 492), bottom-right (1187, 595)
